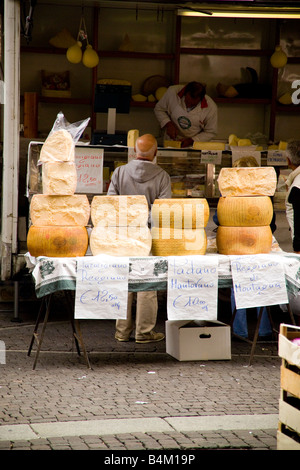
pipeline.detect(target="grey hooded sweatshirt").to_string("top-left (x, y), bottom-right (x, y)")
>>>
top-left (107, 159), bottom-right (172, 211)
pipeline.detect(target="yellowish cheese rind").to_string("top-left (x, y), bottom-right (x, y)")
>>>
top-left (151, 227), bottom-right (207, 256)
top-left (127, 129), bottom-right (139, 147)
top-left (42, 162), bottom-right (77, 195)
top-left (217, 196), bottom-right (273, 227)
top-left (90, 226), bottom-right (152, 257)
top-left (91, 195), bottom-right (149, 227)
top-left (39, 129), bottom-right (75, 162)
top-left (216, 226), bottom-right (272, 255)
top-left (218, 167), bottom-right (277, 197)
top-left (151, 198), bottom-right (209, 228)
top-left (30, 194), bottom-right (90, 226)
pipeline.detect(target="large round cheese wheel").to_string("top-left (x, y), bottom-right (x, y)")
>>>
top-left (90, 226), bottom-right (152, 257)
top-left (30, 194), bottom-right (90, 226)
top-left (91, 195), bottom-right (149, 227)
top-left (218, 167), bottom-right (277, 197)
top-left (151, 228), bottom-right (207, 256)
top-left (217, 196), bottom-right (273, 227)
top-left (151, 198), bottom-right (209, 229)
top-left (27, 225), bottom-right (88, 257)
top-left (216, 226), bottom-right (272, 255)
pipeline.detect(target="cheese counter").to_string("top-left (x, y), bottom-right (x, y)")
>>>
top-left (26, 141), bottom-right (289, 203)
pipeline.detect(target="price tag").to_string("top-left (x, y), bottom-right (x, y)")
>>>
top-left (267, 150), bottom-right (287, 166)
top-left (200, 150), bottom-right (222, 164)
top-left (167, 255), bottom-right (218, 320)
top-left (75, 147), bottom-right (104, 193)
top-left (230, 254), bottom-right (288, 309)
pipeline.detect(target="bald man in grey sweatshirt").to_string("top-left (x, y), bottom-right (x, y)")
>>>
top-left (108, 134), bottom-right (171, 343)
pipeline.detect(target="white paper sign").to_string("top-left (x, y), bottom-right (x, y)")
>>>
top-left (74, 255), bottom-right (129, 319)
top-left (75, 147), bottom-right (104, 193)
top-left (167, 256), bottom-right (218, 320)
top-left (200, 150), bottom-right (222, 164)
top-left (267, 150), bottom-right (287, 166)
top-left (230, 254), bottom-right (288, 310)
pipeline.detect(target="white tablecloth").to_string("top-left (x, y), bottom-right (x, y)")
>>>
top-left (25, 252), bottom-right (300, 299)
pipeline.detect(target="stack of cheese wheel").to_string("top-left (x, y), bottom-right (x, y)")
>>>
top-left (27, 129), bottom-right (89, 257)
top-left (216, 167), bottom-right (277, 255)
top-left (151, 198), bottom-right (209, 256)
top-left (90, 195), bottom-right (152, 257)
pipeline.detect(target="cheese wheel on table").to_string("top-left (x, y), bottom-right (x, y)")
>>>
top-left (91, 195), bottom-right (149, 227)
top-left (30, 194), bottom-right (90, 226)
top-left (218, 167), bottom-right (277, 197)
top-left (151, 227), bottom-right (207, 256)
top-left (90, 225), bottom-right (152, 257)
top-left (151, 198), bottom-right (209, 229)
top-left (27, 225), bottom-right (88, 257)
top-left (217, 196), bottom-right (273, 227)
top-left (42, 162), bottom-right (77, 195)
top-left (216, 226), bottom-right (272, 255)
top-left (39, 129), bottom-right (75, 162)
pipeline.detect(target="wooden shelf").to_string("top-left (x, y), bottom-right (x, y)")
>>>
top-left (214, 97), bottom-right (271, 104)
top-left (179, 47), bottom-right (273, 57)
top-left (21, 46), bottom-right (175, 61)
top-left (38, 96), bottom-right (91, 105)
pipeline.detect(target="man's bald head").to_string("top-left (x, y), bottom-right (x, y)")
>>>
top-left (135, 134), bottom-right (157, 161)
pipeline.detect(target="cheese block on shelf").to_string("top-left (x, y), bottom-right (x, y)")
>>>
top-left (39, 129), bottom-right (75, 162)
top-left (164, 140), bottom-right (182, 148)
top-left (193, 142), bottom-right (226, 151)
top-left (42, 162), bottom-right (77, 195)
top-left (30, 194), bottom-right (90, 226)
top-left (218, 167), bottom-right (277, 197)
top-left (216, 226), bottom-right (272, 255)
top-left (27, 225), bottom-right (88, 257)
top-left (127, 129), bottom-right (139, 148)
top-left (217, 196), bottom-right (273, 227)
top-left (90, 226), bottom-right (152, 257)
top-left (91, 195), bottom-right (149, 227)
top-left (151, 198), bottom-right (209, 229)
top-left (151, 228), bottom-right (207, 256)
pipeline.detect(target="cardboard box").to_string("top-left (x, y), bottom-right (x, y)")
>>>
top-left (166, 320), bottom-right (231, 361)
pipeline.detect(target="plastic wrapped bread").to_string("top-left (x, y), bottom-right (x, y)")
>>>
top-left (30, 194), bottom-right (90, 226)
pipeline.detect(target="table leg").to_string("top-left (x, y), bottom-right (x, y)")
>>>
top-left (32, 294), bottom-right (52, 370)
top-left (249, 306), bottom-right (264, 366)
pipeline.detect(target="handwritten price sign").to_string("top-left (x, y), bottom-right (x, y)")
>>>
top-left (230, 254), bottom-right (288, 309)
top-left (75, 146), bottom-right (104, 193)
top-left (167, 256), bottom-right (218, 321)
top-left (74, 255), bottom-right (129, 319)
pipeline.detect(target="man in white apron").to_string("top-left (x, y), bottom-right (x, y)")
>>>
top-left (154, 81), bottom-right (218, 148)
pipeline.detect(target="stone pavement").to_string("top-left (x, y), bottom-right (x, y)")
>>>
top-left (0, 296), bottom-right (291, 453)
top-left (0, 210), bottom-right (295, 453)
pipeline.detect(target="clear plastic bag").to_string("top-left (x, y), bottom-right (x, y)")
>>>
top-left (38, 112), bottom-right (90, 163)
